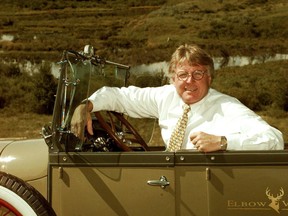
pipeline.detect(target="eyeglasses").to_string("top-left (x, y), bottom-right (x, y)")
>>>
top-left (176, 70), bottom-right (207, 81)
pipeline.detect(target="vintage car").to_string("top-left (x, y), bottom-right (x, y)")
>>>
top-left (0, 46), bottom-right (287, 216)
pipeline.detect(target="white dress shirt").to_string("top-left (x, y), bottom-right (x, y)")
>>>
top-left (88, 85), bottom-right (284, 150)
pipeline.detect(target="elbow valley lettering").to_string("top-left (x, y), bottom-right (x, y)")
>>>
top-left (227, 188), bottom-right (288, 214)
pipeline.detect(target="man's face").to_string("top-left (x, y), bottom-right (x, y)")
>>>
top-left (172, 60), bottom-right (212, 104)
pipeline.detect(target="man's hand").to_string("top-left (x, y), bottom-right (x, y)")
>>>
top-left (190, 131), bottom-right (222, 152)
top-left (71, 102), bottom-right (93, 140)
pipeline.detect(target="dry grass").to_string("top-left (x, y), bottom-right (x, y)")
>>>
top-left (0, 112), bottom-right (52, 139)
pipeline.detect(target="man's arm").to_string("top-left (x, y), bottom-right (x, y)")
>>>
top-left (70, 101), bottom-right (94, 139)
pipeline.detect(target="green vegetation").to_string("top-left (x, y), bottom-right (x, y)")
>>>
top-left (212, 60), bottom-right (288, 114)
top-left (0, 0), bottom-right (287, 64)
top-left (0, 0), bottom-right (287, 143)
top-left (0, 62), bottom-right (57, 114)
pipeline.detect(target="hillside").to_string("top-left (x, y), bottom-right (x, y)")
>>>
top-left (0, 0), bottom-right (287, 65)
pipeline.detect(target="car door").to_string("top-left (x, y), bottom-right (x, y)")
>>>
top-left (49, 152), bottom-right (176, 216)
top-left (205, 151), bottom-right (288, 216)
top-left (174, 150), bottom-right (288, 216)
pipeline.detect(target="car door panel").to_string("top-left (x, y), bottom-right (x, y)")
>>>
top-left (208, 166), bottom-right (288, 216)
top-left (50, 152), bottom-right (175, 216)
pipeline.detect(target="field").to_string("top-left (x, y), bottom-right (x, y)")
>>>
top-left (0, 112), bottom-right (52, 140)
top-left (0, 0), bottom-right (287, 144)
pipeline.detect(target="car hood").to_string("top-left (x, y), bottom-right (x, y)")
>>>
top-left (0, 138), bottom-right (48, 181)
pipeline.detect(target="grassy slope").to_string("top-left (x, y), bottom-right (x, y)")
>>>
top-left (0, 0), bottom-right (287, 64)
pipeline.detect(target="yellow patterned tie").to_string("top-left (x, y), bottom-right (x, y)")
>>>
top-left (168, 104), bottom-right (191, 152)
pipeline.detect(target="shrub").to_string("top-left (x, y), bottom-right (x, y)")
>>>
top-left (212, 60), bottom-right (288, 113)
top-left (32, 62), bottom-right (58, 114)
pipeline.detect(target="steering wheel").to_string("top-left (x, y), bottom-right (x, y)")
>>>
top-left (94, 111), bottom-right (150, 151)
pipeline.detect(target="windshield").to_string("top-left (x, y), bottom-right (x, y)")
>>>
top-left (50, 46), bottom-right (163, 152)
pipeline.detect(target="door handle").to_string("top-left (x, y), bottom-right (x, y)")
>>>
top-left (147, 176), bottom-right (170, 189)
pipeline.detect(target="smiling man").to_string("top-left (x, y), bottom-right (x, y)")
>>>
top-left (71, 44), bottom-right (284, 152)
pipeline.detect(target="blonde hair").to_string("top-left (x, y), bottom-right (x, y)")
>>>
top-left (167, 44), bottom-right (214, 81)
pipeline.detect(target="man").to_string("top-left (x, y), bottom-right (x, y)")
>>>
top-left (71, 44), bottom-right (284, 152)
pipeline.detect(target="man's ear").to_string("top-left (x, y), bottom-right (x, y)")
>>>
top-left (208, 75), bottom-right (212, 85)
top-left (171, 77), bottom-right (175, 84)
top-left (170, 74), bottom-right (176, 84)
